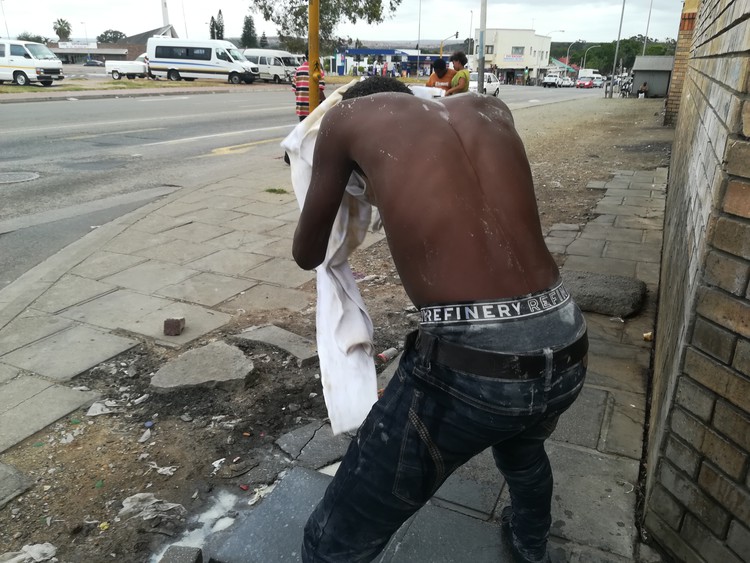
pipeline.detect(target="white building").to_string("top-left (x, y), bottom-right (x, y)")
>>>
top-left (469, 28), bottom-right (553, 84)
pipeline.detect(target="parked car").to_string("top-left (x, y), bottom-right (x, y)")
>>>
top-left (592, 76), bottom-right (604, 88)
top-left (576, 77), bottom-right (594, 88)
top-left (561, 77), bottom-right (574, 87)
top-left (468, 72), bottom-right (500, 96)
top-left (83, 59), bottom-right (104, 67)
top-left (105, 55), bottom-right (148, 80)
top-left (542, 73), bottom-right (562, 88)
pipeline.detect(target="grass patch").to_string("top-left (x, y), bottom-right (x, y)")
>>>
top-left (265, 188), bottom-right (289, 194)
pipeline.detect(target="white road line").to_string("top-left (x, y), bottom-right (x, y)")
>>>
top-left (143, 124), bottom-right (295, 146)
top-left (136, 96), bottom-right (191, 102)
top-left (65, 127), bottom-right (166, 140)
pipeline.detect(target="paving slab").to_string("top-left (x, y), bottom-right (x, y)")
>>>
top-left (551, 386), bottom-right (607, 449)
top-left (30, 275), bottom-right (115, 314)
top-left (586, 180), bottom-right (607, 189)
top-left (636, 262), bottom-right (661, 286)
top-left (600, 388), bottom-right (646, 460)
top-left (186, 249), bottom-right (271, 276)
top-left (236, 325), bottom-right (318, 366)
top-left (228, 215), bottom-right (286, 234)
top-left (613, 215), bottom-right (665, 230)
top-left (243, 258), bottom-right (316, 288)
top-left (134, 239), bottom-right (220, 265)
top-left (0, 463), bottom-right (31, 509)
top-left (0, 383), bottom-right (99, 453)
top-left (580, 224), bottom-right (644, 243)
top-left (217, 284), bottom-right (311, 313)
top-left (130, 302), bottom-right (232, 346)
top-left (206, 231), bottom-right (280, 252)
top-left (0, 312), bottom-right (74, 356)
top-left (547, 442), bottom-right (639, 559)
top-left (156, 273), bottom-right (256, 307)
top-left (604, 188), bottom-right (654, 199)
top-left (0, 374), bottom-right (52, 412)
top-left (265, 222), bottom-right (297, 239)
top-left (153, 201), bottom-right (210, 218)
top-left (69, 251), bottom-right (149, 280)
top-left (594, 204), bottom-right (663, 217)
top-left (132, 214), bottom-right (193, 234)
top-left (253, 238), bottom-right (294, 258)
top-left (163, 222), bottom-right (233, 243)
top-left (0, 362), bottom-right (19, 384)
top-left (175, 208), bottom-right (247, 226)
top-left (605, 241), bottom-right (662, 263)
top-left (205, 466), bottom-right (330, 563)
top-left (380, 502), bottom-right (508, 563)
top-left (562, 255), bottom-right (637, 278)
top-left (585, 339), bottom-right (649, 395)
top-left (234, 201), bottom-right (294, 218)
top-left (151, 341), bottom-right (254, 392)
top-left (159, 545), bottom-right (204, 563)
top-left (101, 260), bottom-right (199, 293)
top-left (104, 230), bottom-right (175, 254)
top-left (432, 448), bottom-right (504, 518)
top-left (1, 325), bottom-right (137, 381)
top-left (59, 290), bottom-right (172, 329)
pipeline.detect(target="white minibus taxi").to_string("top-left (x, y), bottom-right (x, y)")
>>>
top-left (242, 48), bottom-right (298, 83)
top-left (146, 37), bottom-right (259, 84)
top-left (0, 39), bottom-right (64, 86)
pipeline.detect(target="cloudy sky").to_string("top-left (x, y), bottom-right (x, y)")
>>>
top-left (1, 0), bottom-right (684, 44)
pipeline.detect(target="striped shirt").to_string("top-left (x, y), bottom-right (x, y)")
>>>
top-left (293, 61), bottom-right (326, 117)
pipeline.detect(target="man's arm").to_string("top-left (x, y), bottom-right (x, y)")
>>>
top-left (292, 110), bottom-right (356, 270)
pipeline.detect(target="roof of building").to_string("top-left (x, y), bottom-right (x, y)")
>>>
top-left (632, 56), bottom-right (675, 72)
top-left (550, 58), bottom-right (576, 72)
top-left (121, 25), bottom-right (179, 45)
top-left (51, 48), bottom-right (129, 55)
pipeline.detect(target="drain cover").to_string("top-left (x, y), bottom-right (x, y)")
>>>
top-left (0, 172), bottom-right (40, 184)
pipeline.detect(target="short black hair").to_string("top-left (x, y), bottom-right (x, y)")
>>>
top-left (341, 76), bottom-right (413, 100)
top-left (450, 51), bottom-right (468, 66)
top-left (433, 59), bottom-right (447, 71)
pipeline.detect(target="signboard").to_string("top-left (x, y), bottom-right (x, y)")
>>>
top-left (503, 54), bottom-right (524, 63)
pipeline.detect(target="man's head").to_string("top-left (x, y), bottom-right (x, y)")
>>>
top-left (341, 76), bottom-right (413, 100)
top-left (433, 58), bottom-right (448, 78)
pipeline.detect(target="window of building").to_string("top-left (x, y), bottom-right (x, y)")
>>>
top-left (511, 46), bottom-right (524, 55)
top-left (485, 45), bottom-right (494, 55)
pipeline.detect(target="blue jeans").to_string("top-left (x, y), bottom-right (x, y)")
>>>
top-left (302, 329), bottom-right (587, 562)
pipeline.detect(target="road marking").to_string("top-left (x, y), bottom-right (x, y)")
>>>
top-left (527, 99), bottom-right (540, 103)
top-left (4, 107), bottom-right (290, 135)
top-left (0, 186), bottom-right (181, 235)
top-left (65, 127), bottom-right (166, 140)
top-left (198, 137), bottom-right (286, 157)
top-left (136, 96), bottom-right (191, 102)
top-left (143, 125), bottom-right (294, 147)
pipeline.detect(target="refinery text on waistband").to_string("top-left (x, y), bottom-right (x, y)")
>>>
top-left (420, 282), bottom-right (570, 325)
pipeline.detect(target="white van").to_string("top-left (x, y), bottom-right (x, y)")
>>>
top-left (242, 48), bottom-right (298, 83)
top-left (146, 37), bottom-right (259, 84)
top-left (0, 39), bottom-right (64, 86)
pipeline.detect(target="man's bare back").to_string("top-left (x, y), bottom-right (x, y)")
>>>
top-left (293, 91), bottom-right (559, 307)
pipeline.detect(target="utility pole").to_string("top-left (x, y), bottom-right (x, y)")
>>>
top-left (643, 0), bottom-right (654, 55)
top-left (608, 0), bottom-right (626, 98)
top-left (308, 0), bottom-right (320, 112)
top-left (477, 0), bottom-right (486, 88)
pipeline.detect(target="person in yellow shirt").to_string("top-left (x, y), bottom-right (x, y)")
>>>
top-left (445, 51), bottom-right (470, 95)
top-left (425, 58), bottom-right (456, 92)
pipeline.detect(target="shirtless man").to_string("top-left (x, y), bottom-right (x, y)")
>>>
top-left (293, 77), bottom-right (587, 563)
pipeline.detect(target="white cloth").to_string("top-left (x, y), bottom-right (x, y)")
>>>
top-left (281, 80), bottom-right (378, 434)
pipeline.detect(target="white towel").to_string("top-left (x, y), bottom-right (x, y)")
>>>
top-left (281, 80), bottom-right (378, 434)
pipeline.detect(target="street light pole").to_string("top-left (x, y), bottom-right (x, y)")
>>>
top-left (81, 21), bottom-right (88, 45)
top-left (0, 0), bottom-right (10, 38)
top-left (608, 0), bottom-right (627, 98)
top-left (440, 32), bottom-right (458, 58)
top-left (643, 0), bottom-right (654, 55)
top-left (565, 40), bottom-right (580, 77)
top-left (469, 10), bottom-right (473, 55)
top-left (582, 45), bottom-right (600, 69)
top-left (540, 30), bottom-right (563, 84)
top-left (416, 0), bottom-right (422, 77)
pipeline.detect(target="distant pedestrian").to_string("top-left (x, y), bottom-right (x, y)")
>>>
top-left (293, 50), bottom-right (326, 122)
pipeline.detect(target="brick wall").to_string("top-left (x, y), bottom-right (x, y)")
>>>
top-left (644, 0), bottom-right (750, 561)
top-left (665, 12), bottom-right (697, 125)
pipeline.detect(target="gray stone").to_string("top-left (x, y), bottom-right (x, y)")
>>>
top-left (151, 341), bottom-right (254, 392)
top-left (158, 545), bottom-right (203, 563)
top-left (566, 238), bottom-right (605, 257)
top-left (101, 260), bottom-right (199, 293)
top-left (218, 283), bottom-right (311, 313)
top-left (377, 352), bottom-right (402, 390)
top-left (586, 180), bottom-right (607, 189)
top-left (276, 422), bottom-right (352, 469)
top-left (561, 270), bottom-right (647, 317)
top-left (0, 463), bottom-right (31, 509)
top-left (69, 251), bottom-right (149, 280)
top-left (237, 325), bottom-right (318, 366)
top-left (1, 326), bottom-right (137, 381)
top-left (547, 442), bottom-right (639, 559)
top-left (0, 362), bottom-right (19, 384)
top-left (205, 467), bottom-right (331, 563)
top-left (550, 223), bottom-right (581, 231)
top-left (187, 249), bottom-right (271, 276)
top-left (156, 272), bottom-right (255, 307)
top-left (601, 389), bottom-right (646, 460)
top-left (243, 257), bottom-right (316, 288)
top-left (432, 448), bottom-right (504, 517)
top-left (131, 302), bottom-right (232, 346)
top-left (0, 312), bottom-right (74, 356)
top-left (31, 275), bottom-right (115, 314)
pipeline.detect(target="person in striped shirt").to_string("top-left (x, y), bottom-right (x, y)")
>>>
top-left (293, 51), bottom-right (326, 121)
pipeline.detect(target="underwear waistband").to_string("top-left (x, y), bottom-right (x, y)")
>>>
top-left (420, 281), bottom-right (570, 325)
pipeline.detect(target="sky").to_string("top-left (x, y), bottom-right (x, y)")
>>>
top-left (1, 0), bottom-right (685, 45)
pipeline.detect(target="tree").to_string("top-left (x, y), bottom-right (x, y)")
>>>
top-left (260, 32), bottom-right (268, 48)
top-left (17, 32), bottom-right (49, 44)
top-left (97, 30), bottom-right (126, 43)
top-left (209, 16), bottom-right (217, 39)
top-left (250, 0), bottom-right (402, 42)
top-left (216, 10), bottom-right (225, 40)
top-left (241, 13), bottom-right (258, 48)
top-left (279, 34), bottom-right (306, 53)
top-left (53, 19), bottom-right (72, 41)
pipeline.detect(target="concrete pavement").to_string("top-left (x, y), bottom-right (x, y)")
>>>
top-left (0, 84), bottom-right (669, 560)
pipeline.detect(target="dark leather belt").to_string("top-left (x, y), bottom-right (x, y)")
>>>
top-left (415, 330), bottom-right (588, 380)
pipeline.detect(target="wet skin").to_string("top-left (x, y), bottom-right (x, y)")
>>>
top-left (293, 92), bottom-right (559, 307)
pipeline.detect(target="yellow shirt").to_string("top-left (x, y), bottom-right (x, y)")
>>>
top-left (451, 69), bottom-right (470, 92)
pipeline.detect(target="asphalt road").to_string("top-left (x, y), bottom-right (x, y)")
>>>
top-left (0, 83), bottom-right (601, 289)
